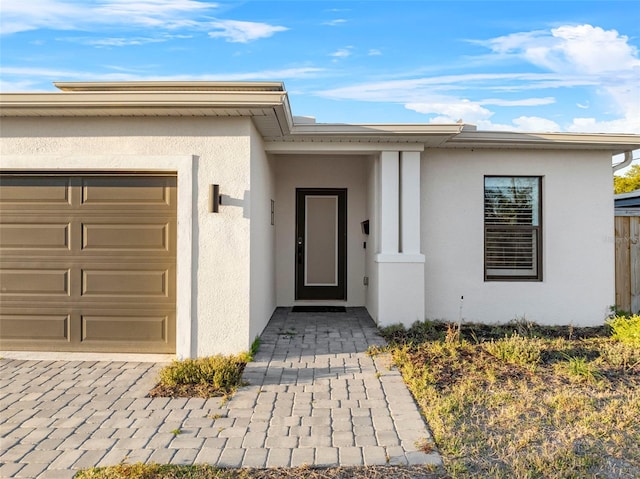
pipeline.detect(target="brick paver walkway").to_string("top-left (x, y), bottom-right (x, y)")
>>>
top-left (0, 307), bottom-right (440, 478)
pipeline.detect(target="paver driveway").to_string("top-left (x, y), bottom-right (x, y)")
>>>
top-left (0, 307), bottom-right (440, 478)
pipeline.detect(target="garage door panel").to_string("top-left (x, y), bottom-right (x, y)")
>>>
top-left (81, 314), bottom-right (170, 342)
top-left (81, 177), bottom-right (176, 207)
top-left (0, 177), bottom-right (71, 205)
top-left (81, 268), bottom-right (172, 298)
top-left (0, 222), bottom-right (71, 251)
top-left (82, 222), bottom-right (172, 252)
top-left (0, 268), bottom-right (70, 296)
top-left (0, 313), bottom-right (70, 341)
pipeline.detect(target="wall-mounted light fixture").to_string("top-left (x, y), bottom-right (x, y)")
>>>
top-left (209, 184), bottom-right (221, 213)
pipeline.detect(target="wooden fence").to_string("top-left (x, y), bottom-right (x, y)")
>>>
top-left (615, 215), bottom-right (640, 314)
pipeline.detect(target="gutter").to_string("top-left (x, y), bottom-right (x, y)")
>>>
top-left (613, 151), bottom-right (635, 172)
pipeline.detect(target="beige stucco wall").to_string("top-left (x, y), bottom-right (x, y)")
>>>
top-left (365, 157), bottom-right (379, 320)
top-left (0, 116), bottom-right (265, 356)
top-left (273, 154), bottom-right (370, 306)
top-left (249, 123), bottom-right (277, 343)
top-left (422, 148), bottom-right (615, 326)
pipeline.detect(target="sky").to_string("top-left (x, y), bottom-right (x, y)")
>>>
top-left (1, 0), bottom-right (639, 143)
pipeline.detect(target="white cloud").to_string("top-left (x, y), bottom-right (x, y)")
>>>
top-left (486, 25), bottom-right (640, 74)
top-left (511, 116), bottom-right (561, 132)
top-left (1, 1), bottom-right (289, 44)
top-left (406, 100), bottom-right (493, 124)
top-left (323, 19), bottom-right (347, 26)
top-left (368, 49), bottom-right (382, 56)
top-left (0, 66), bottom-right (326, 91)
top-left (208, 19), bottom-right (288, 43)
top-left (1, 0), bottom-right (85, 34)
top-left (0, 0), bottom-right (216, 34)
top-left (0, 79), bottom-right (45, 92)
top-left (567, 116), bottom-right (640, 134)
top-left (481, 24), bottom-right (640, 125)
top-left (319, 73), bottom-right (592, 102)
top-left (481, 97), bottom-right (555, 107)
top-left (95, 0), bottom-right (214, 28)
top-left (61, 36), bottom-right (169, 47)
top-left (330, 47), bottom-right (353, 58)
top-left (318, 24), bottom-right (639, 133)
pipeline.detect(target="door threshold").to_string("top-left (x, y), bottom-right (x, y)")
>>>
top-left (0, 350), bottom-right (175, 363)
top-left (291, 306), bottom-right (347, 313)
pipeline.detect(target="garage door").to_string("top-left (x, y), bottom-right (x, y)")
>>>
top-left (0, 174), bottom-right (176, 353)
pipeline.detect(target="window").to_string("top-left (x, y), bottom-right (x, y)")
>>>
top-left (484, 176), bottom-right (542, 281)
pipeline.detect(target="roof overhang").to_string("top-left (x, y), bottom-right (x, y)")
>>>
top-left (264, 123), bottom-right (467, 153)
top-left (0, 81), bottom-right (294, 139)
top-left (447, 130), bottom-right (640, 154)
top-left (2, 81), bottom-right (640, 154)
top-left (53, 81), bottom-right (287, 93)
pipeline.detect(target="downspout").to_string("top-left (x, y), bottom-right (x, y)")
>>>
top-left (612, 150), bottom-right (634, 172)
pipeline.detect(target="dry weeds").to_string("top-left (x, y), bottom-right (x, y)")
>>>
top-left (382, 322), bottom-right (640, 478)
top-left (75, 464), bottom-right (446, 479)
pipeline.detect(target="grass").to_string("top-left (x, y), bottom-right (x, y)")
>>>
top-left (74, 464), bottom-right (443, 479)
top-left (377, 318), bottom-right (640, 478)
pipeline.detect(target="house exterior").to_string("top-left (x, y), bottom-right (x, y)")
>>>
top-left (1, 81), bottom-right (639, 358)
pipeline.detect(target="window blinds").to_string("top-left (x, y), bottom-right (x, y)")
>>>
top-left (484, 177), bottom-right (541, 279)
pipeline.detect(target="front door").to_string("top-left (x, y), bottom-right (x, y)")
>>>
top-left (295, 188), bottom-right (347, 300)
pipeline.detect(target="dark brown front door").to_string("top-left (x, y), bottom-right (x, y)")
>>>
top-left (295, 188), bottom-right (347, 300)
top-left (0, 173), bottom-right (177, 353)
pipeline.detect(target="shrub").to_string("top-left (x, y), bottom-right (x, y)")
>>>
top-left (607, 315), bottom-right (640, 345)
top-left (158, 354), bottom-right (247, 390)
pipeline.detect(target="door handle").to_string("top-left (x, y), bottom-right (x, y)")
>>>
top-left (297, 237), bottom-right (303, 264)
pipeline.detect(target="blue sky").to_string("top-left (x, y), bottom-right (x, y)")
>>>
top-left (1, 0), bottom-right (639, 136)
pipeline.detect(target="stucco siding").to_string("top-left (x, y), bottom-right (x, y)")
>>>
top-left (274, 155), bottom-right (370, 306)
top-left (249, 123), bottom-right (276, 344)
top-left (422, 148), bottom-right (614, 326)
top-left (1, 116), bottom-right (255, 356)
top-left (365, 157), bottom-right (379, 320)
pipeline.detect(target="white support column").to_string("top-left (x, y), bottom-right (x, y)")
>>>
top-left (374, 149), bottom-right (425, 328)
top-left (379, 151), bottom-right (399, 254)
top-left (400, 151), bottom-right (421, 255)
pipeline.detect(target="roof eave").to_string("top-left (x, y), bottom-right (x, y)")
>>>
top-left (0, 91), bottom-right (288, 110)
top-left (53, 81), bottom-right (286, 93)
top-left (447, 130), bottom-right (640, 152)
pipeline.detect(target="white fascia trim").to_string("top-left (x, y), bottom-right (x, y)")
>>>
top-left (0, 155), bottom-right (194, 359)
top-left (54, 81), bottom-right (286, 92)
top-left (0, 91), bottom-right (287, 109)
top-left (449, 131), bottom-right (640, 151)
top-left (264, 142), bottom-right (425, 154)
top-left (290, 124), bottom-right (464, 135)
top-left (375, 253), bottom-right (426, 263)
